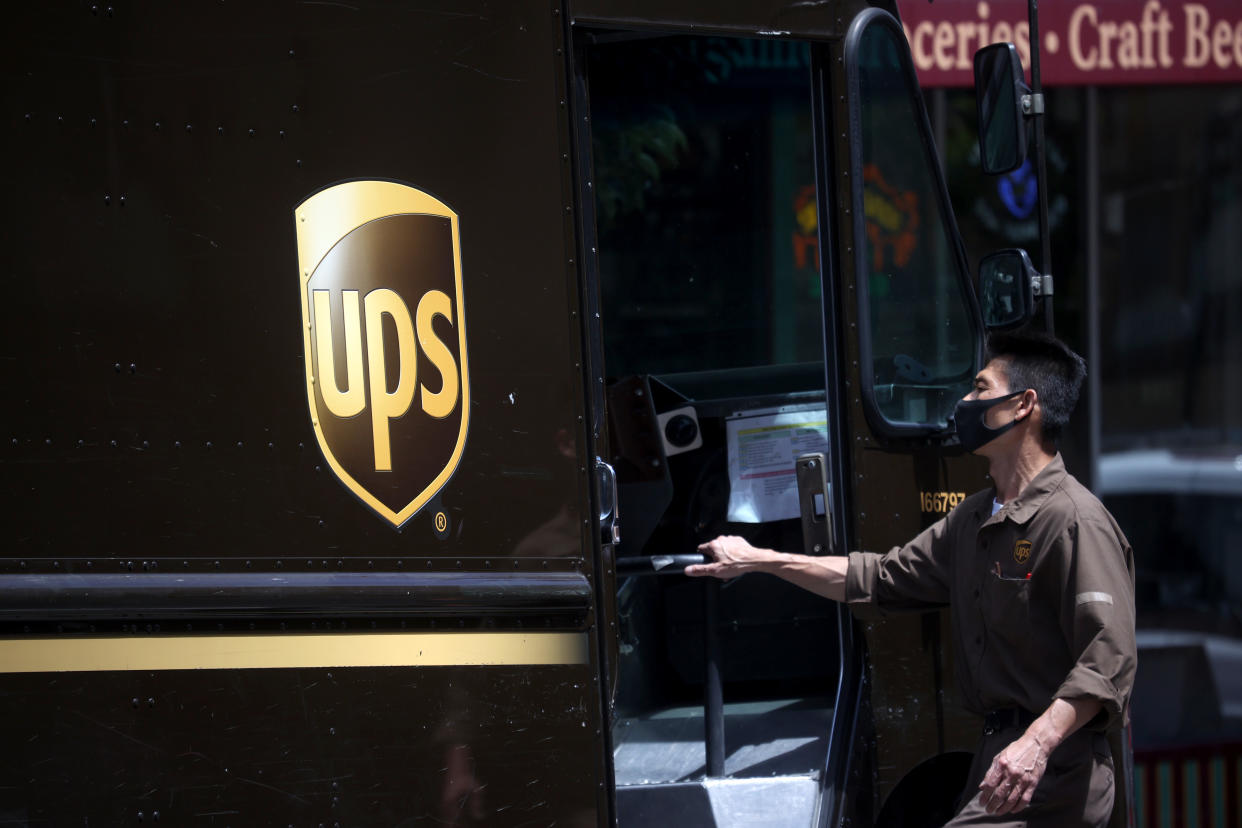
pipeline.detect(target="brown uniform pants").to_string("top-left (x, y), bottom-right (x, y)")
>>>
top-left (945, 726), bottom-right (1114, 828)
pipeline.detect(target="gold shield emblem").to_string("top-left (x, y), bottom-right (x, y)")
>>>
top-left (1013, 539), bottom-right (1032, 565)
top-left (295, 181), bottom-right (469, 527)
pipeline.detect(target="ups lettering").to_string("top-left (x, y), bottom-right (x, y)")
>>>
top-left (312, 287), bottom-right (459, 471)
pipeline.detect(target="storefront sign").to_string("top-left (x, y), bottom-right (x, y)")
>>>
top-left (897, 0), bottom-right (1242, 86)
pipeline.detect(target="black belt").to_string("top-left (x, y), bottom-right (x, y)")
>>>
top-left (983, 708), bottom-right (1036, 735)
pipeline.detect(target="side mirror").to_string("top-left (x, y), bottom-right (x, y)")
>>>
top-left (979, 249), bottom-right (1044, 330)
top-left (973, 43), bottom-right (1029, 175)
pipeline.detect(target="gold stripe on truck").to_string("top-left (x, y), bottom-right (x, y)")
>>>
top-left (0, 631), bottom-right (588, 673)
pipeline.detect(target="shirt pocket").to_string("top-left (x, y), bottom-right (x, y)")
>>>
top-left (982, 573), bottom-right (1032, 647)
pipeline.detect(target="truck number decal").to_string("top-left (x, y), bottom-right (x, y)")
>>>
top-left (919, 491), bottom-right (966, 514)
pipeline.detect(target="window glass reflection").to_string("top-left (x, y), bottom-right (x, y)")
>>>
top-left (588, 36), bottom-right (821, 378)
top-left (853, 20), bottom-right (977, 428)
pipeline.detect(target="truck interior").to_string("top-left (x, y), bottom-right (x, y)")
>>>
top-left (580, 31), bottom-right (842, 826)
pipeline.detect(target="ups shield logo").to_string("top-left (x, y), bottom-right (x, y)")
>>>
top-left (295, 180), bottom-right (469, 527)
top-left (1014, 539), bottom-right (1032, 565)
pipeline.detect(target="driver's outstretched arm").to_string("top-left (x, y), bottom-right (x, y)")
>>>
top-left (686, 535), bottom-right (848, 602)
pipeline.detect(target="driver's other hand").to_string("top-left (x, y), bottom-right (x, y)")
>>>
top-left (685, 535), bottom-right (764, 580)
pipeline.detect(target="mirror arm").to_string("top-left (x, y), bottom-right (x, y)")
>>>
top-left (1021, 93), bottom-right (1045, 116)
top-left (1032, 273), bottom-right (1053, 297)
top-left (1026, 0), bottom-right (1055, 332)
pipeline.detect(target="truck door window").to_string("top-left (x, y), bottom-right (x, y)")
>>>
top-left (846, 12), bottom-right (980, 434)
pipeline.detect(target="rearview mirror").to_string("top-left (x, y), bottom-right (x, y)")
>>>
top-left (973, 42), bottom-right (1029, 175)
top-left (978, 248), bottom-right (1040, 330)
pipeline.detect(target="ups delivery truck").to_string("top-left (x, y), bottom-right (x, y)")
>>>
top-left (0, 1), bottom-right (1088, 826)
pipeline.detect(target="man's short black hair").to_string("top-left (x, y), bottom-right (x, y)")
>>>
top-left (985, 330), bottom-right (1087, 443)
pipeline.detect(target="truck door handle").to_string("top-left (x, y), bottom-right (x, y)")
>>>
top-left (594, 457), bottom-right (621, 546)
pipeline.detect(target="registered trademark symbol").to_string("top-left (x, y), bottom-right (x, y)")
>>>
top-left (434, 511), bottom-right (448, 533)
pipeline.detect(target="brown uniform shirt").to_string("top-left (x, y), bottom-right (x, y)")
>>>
top-left (845, 454), bottom-right (1136, 729)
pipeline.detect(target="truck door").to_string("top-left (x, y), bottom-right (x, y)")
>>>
top-left (836, 9), bottom-right (994, 825)
top-left (566, 3), bottom-right (989, 825)
top-left (1, 2), bottom-right (612, 825)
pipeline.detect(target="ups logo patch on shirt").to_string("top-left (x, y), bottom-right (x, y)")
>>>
top-left (1014, 539), bottom-right (1033, 565)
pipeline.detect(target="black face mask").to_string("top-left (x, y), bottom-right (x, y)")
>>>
top-left (950, 390), bottom-right (1027, 452)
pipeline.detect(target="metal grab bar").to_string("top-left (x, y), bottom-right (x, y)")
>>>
top-left (615, 553), bottom-right (725, 777)
top-left (615, 554), bottom-right (706, 577)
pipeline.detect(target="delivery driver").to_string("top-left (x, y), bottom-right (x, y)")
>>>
top-left (687, 330), bottom-right (1135, 828)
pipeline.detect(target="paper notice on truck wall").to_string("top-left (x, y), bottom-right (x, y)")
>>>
top-left (726, 407), bottom-right (830, 523)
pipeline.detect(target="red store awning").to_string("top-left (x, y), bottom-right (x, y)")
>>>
top-left (896, 0), bottom-right (1242, 86)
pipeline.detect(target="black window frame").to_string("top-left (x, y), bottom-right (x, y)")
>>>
top-left (844, 8), bottom-right (984, 439)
